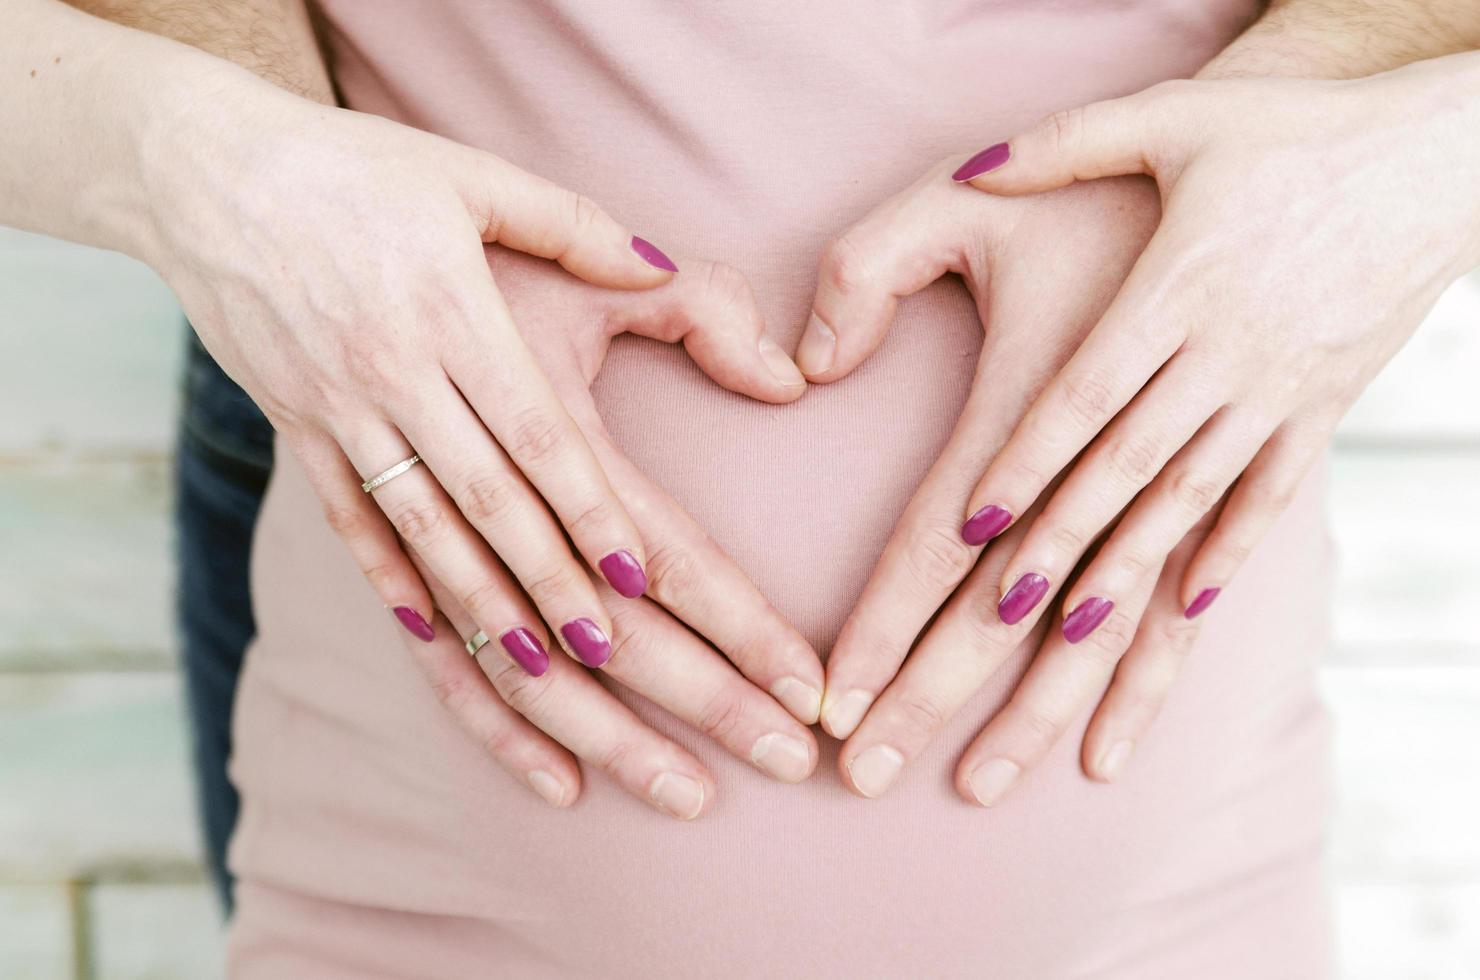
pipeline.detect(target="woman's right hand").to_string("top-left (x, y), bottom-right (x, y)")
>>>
top-left (383, 247), bottom-right (825, 819)
top-left (139, 72), bottom-right (719, 680)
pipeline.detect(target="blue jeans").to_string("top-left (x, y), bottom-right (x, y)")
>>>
top-left (173, 329), bottom-right (273, 912)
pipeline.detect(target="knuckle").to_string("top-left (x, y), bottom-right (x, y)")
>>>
top-left (1044, 522), bottom-right (1089, 559)
top-left (569, 192), bottom-right (602, 240)
top-left (456, 576), bottom-right (511, 623)
top-left (323, 501), bottom-right (374, 538)
top-left (494, 666), bottom-right (553, 717)
top-left (902, 520), bottom-right (978, 592)
top-left (1169, 468), bottom-right (1225, 514)
top-left (388, 499), bottom-right (449, 547)
top-left (1017, 704), bottom-right (1066, 748)
top-left (893, 689), bottom-right (952, 739)
top-left (522, 562), bottom-right (583, 608)
top-left (504, 408), bottom-right (571, 467)
top-left (456, 472), bottom-right (521, 527)
top-left (702, 261), bottom-right (753, 313)
top-left (695, 689), bottom-right (749, 744)
top-left (562, 496), bottom-right (618, 543)
top-left (819, 232), bottom-right (871, 295)
top-left (1156, 614), bottom-right (1201, 654)
top-left (340, 340), bottom-right (404, 392)
top-left (643, 543), bottom-right (705, 611)
top-left (592, 738), bottom-right (638, 778)
top-left (1058, 371), bottom-right (1118, 429)
top-left (1079, 611), bottom-right (1137, 664)
top-left (427, 670), bottom-right (475, 715)
top-left (1045, 106), bottom-right (1086, 156)
top-left (1106, 434), bottom-right (1161, 486)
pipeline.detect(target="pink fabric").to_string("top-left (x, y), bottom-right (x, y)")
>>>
top-left (226, 2), bottom-right (1334, 976)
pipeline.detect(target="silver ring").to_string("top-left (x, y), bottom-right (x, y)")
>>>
top-left (361, 454), bottom-right (422, 493)
top-left (465, 629), bottom-right (489, 657)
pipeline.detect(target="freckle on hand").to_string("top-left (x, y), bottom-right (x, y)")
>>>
top-left (30, 69), bottom-right (37, 78)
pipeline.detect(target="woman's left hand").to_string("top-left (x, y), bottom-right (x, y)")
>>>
top-left (815, 51), bottom-right (1480, 804)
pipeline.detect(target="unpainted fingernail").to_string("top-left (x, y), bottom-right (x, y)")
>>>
top-left (758, 336), bottom-right (807, 388)
top-left (649, 772), bottom-right (705, 820)
top-left (967, 757), bottom-right (1021, 807)
top-left (526, 769), bottom-right (567, 807)
top-left (1097, 739), bottom-right (1135, 783)
top-left (1062, 596), bottom-right (1115, 644)
top-left (998, 573), bottom-right (1050, 626)
top-left (560, 617), bottom-right (612, 668)
top-left (821, 688), bottom-right (874, 739)
top-left (771, 677), bottom-right (823, 725)
top-left (630, 235), bottom-right (678, 272)
top-left (795, 313), bottom-right (836, 377)
top-left (392, 606), bottom-right (435, 643)
top-left (750, 732), bottom-right (813, 783)
top-left (1184, 587), bottom-right (1221, 620)
top-left (952, 142), bottom-right (1011, 182)
top-left (961, 504), bottom-right (1012, 546)
top-left (847, 744), bottom-right (904, 798)
top-left (599, 549), bottom-right (648, 599)
top-left (499, 627), bottom-right (550, 677)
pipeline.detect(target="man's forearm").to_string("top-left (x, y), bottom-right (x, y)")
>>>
top-left (1200, 0), bottom-right (1480, 80)
top-left (67, 0), bottom-right (334, 104)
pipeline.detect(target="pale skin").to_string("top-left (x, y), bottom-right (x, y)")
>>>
top-left (6, 0), bottom-right (823, 820)
top-left (10, 0), bottom-right (1479, 820)
top-left (811, 3), bottom-right (1480, 804)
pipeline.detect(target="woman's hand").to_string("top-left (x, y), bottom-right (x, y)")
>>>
top-left (377, 247), bottom-right (824, 818)
top-left (816, 52), bottom-right (1480, 804)
top-left (141, 71), bottom-right (807, 681)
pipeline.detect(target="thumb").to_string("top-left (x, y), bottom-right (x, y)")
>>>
top-left (462, 152), bottom-right (678, 289)
top-left (952, 84), bottom-right (1188, 195)
top-left (612, 260), bottom-right (808, 405)
top-left (798, 177), bottom-right (982, 383)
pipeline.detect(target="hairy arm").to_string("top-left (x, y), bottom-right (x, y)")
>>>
top-left (67, 0), bottom-right (333, 102)
top-left (1201, 0), bottom-right (1480, 79)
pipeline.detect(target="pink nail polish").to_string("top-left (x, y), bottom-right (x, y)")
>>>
top-left (599, 549), bottom-right (648, 599)
top-left (998, 573), bottom-right (1049, 626)
top-left (392, 606), bottom-right (435, 643)
top-left (500, 628), bottom-right (550, 677)
top-left (630, 236), bottom-right (678, 272)
top-left (952, 142), bottom-right (1010, 182)
top-left (561, 618), bottom-right (612, 668)
top-left (1062, 596), bottom-right (1114, 644)
top-left (962, 504), bottom-right (1012, 546)
top-left (1184, 587), bottom-right (1221, 620)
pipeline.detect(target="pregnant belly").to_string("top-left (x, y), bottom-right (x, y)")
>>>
top-left (235, 268), bottom-right (1333, 976)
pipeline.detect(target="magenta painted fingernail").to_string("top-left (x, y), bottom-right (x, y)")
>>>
top-left (630, 235), bottom-right (678, 272)
top-left (1062, 596), bottom-right (1115, 644)
top-left (599, 549), bottom-right (647, 598)
top-left (500, 628), bottom-right (550, 677)
top-left (561, 618), bottom-right (612, 668)
top-left (1184, 587), bottom-right (1221, 620)
top-left (392, 606), bottom-right (435, 643)
top-left (952, 142), bottom-right (1011, 182)
top-left (998, 573), bottom-right (1049, 626)
top-left (961, 504), bottom-right (1012, 546)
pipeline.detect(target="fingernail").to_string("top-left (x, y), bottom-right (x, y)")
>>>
top-left (1184, 587), bottom-right (1221, 620)
top-left (499, 627), bottom-right (550, 677)
top-left (961, 504), bottom-right (1012, 546)
top-left (952, 142), bottom-right (1011, 182)
top-left (392, 606), bottom-right (435, 643)
top-left (967, 757), bottom-right (1021, 807)
top-left (1062, 596), bottom-right (1115, 644)
top-left (560, 618), bottom-right (612, 668)
top-left (847, 745), bottom-right (904, 798)
top-left (998, 573), bottom-right (1050, 626)
top-left (649, 772), bottom-right (705, 820)
top-left (821, 688), bottom-right (874, 739)
top-left (750, 732), bottom-right (812, 783)
top-left (630, 235), bottom-right (678, 272)
top-left (758, 336), bottom-right (806, 388)
top-left (771, 677), bottom-right (823, 725)
top-left (599, 549), bottom-right (647, 599)
top-left (1097, 739), bottom-right (1135, 783)
top-left (795, 313), bottom-right (836, 376)
top-left (526, 769), bottom-right (567, 807)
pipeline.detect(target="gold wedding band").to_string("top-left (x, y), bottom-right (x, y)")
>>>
top-left (361, 454), bottom-right (422, 493)
top-left (465, 629), bottom-right (490, 657)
